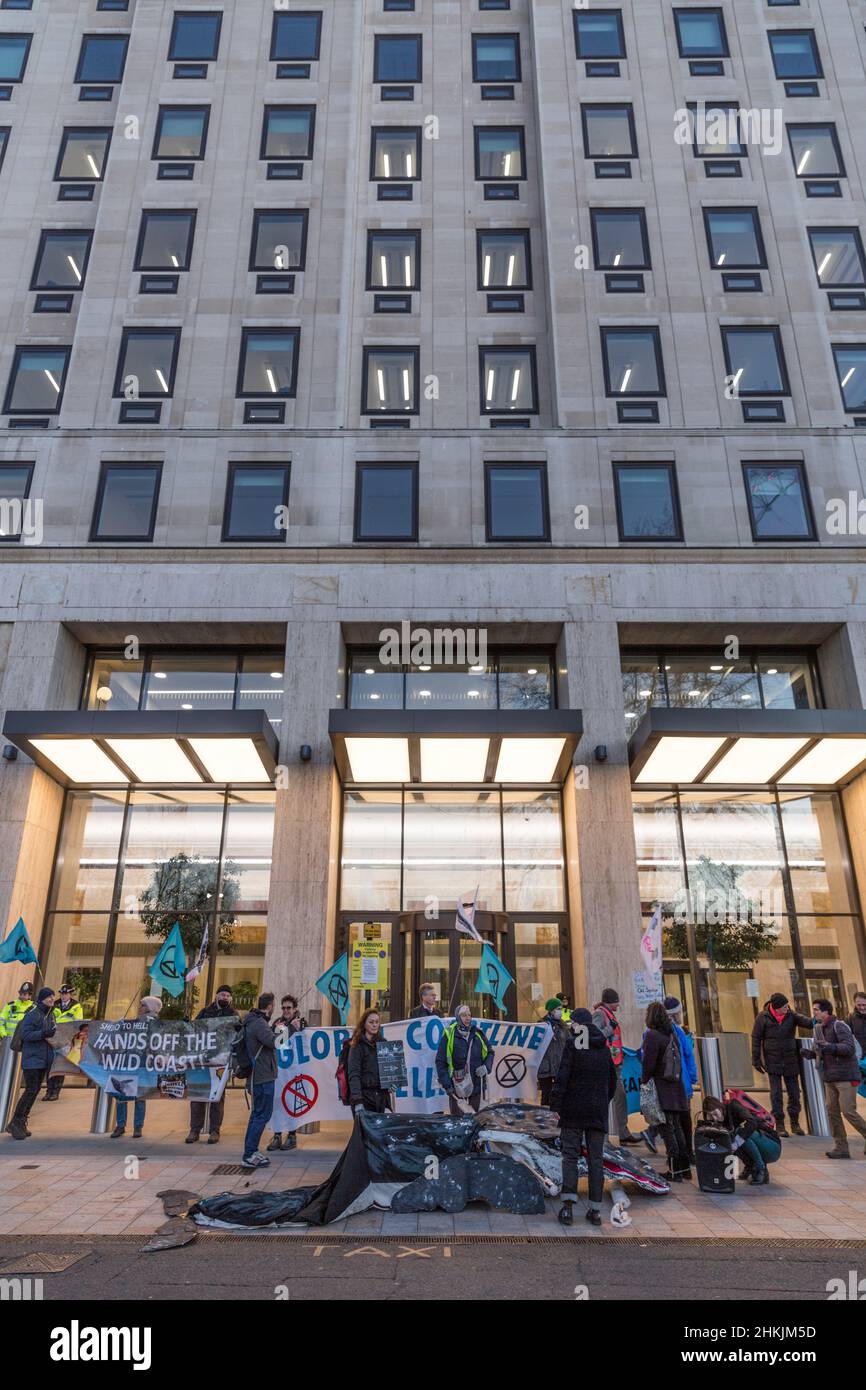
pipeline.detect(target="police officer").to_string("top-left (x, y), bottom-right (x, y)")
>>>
top-left (0, 982), bottom-right (34, 1040)
top-left (43, 983), bottom-right (84, 1101)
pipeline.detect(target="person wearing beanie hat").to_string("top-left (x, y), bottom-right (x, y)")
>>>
top-left (751, 992), bottom-right (812, 1137)
top-left (643, 997), bottom-right (699, 1162)
top-left (43, 982), bottom-right (85, 1102)
top-left (550, 1006), bottom-right (618, 1227)
top-left (592, 987), bottom-right (641, 1145)
top-left (110, 996), bottom-right (163, 1139)
top-left (7, 987), bottom-right (56, 1139)
top-left (187, 985), bottom-right (239, 1146)
top-left (537, 997), bottom-right (572, 1109)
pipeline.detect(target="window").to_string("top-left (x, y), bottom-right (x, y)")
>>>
top-left (362, 347), bottom-right (419, 414)
top-left (573, 10), bottom-right (626, 58)
top-left (787, 123), bottom-right (844, 178)
top-left (222, 463), bottom-right (290, 543)
top-left (1, 1), bottom-right (33, 9)
top-left (687, 100), bottom-right (745, 156)
top-left (90, 463), bottom-right (162, 543)
top-left (485, 463), bottom-right (549, 541)
top-left (261, 106), bottom-right (315, 160)
top-left (479, 345), bottom-right (538, 414)
top-left (601, 328), bottom-right (665, 395)
top-left (613, 463), bottom-right (682, 541)
top-left (113, 329), bottom-right (180, 398)
top-left (55, 127), bottom-right (111, 180)
top-left (374, 34), bottom-right (422, 82)
top-left (168, 11), bottom-right (222, 61)
top-left (808, 228), bottom-right (866, 287)
top-left (474, 125), bottom-right (525, 179)
top-left (472, 34), bottom-right (521, 81)
top-left (366, 230), bottom-right (420, 289)
top-left (134, 210), bottom-right (196, 270)
top-left (153, 106), bottom-right (209, 160)
top-left (30, 230), bottom-right (93, 289)
top-left (0, 462), bottom-right (33, 542)
top-left (742, 463), bottom-right (815, 541)
top-left (0, 32), bottom-right (31, 81)
top-left (271, 12), bottom-right (322, 61)
top-left (673, 8), bottom-right (728, 56)
top-left (721, 326), bottom-right (789, 396)
top-left (3, 346), bottom-right (70, 414)
top-left (75, 33), bottom-right (129, 83)
top-left (477, 229), bottom-right (531, 288)
top-left (581, 104), bottom-right (637, 158)
top-left (831, 345), bottom-right (866, 413)
top-left (768, 30), bottom-right (822, 79)
top-left (249, 210), bottom-right (308, 271)
top-left (237, 329), bottom-right (300, 398)
top-left (703, 208), bottom-right (766, 268)
top-left (0, 127), bottom-right (8, 170)
top-left (354, 463), bottom-right (418, 541)
top-left (590, 209), bottom-right (649, 268)
top-left (371, 126), bottom-right (421, 180)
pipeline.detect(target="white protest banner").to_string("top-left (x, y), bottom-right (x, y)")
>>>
top-left (269, 1015), bottom-right (552, 1133)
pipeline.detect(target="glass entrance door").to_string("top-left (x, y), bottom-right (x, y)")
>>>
top-left (399, 912), bottom-right (508, 1019)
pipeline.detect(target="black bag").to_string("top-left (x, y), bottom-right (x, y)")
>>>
top-left (9, 1017), bottom-right (26, 1054)
top-left (662, 1033), bottom-right (682, 1083)
top-left (232, 1020), bottom-right (255, 1080)
top-left (695, 1125), bottom-right (735, 1194)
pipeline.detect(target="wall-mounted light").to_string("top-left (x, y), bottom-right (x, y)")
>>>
top-left (300, 744), bottom-right (312, 762)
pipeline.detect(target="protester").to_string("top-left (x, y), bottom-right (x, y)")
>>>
top-left (643, 996), bottom-right (698, 1161)
top-left (0, 981), bottom-right (34, 1040)
top-left (43, 983), bottom-right (84, 1102)
top-left (185, 985), bottom-right (238, 1146)
top-left (111, 996), bottom-right (162, 1139)
top-left (592, 988), bottom-right (641, 1144)
top-left (697, 1095), bottom-right (781, 1185)
top-left (550, 1007), bottom-right (617, 1227)
top-left (641, 1000), bottom-right (691, 1181)
top-left (267, 994), bottom-right (306, 1152)
top-left (847, 990), bottom-right (866, 1060)
top-left (538, 997), bottom-right (571, 1109)
top-left (409, 983), bottom-right (442, 1019)
top-left (812, 997), bottom-right (866, 1160)
top-left (241, 992), bottom-right (278, 1169)
top-left (347, 1008), bottom-right (392, 1115)
top-left (435, 1003), bottom-right (494, 1116)
top-left (6, 987), bottom-right (56, 1140)
top-left (751, 992), bottom-right (812, 1136)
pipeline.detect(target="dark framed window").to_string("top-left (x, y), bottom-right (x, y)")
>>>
top-left (581, 103), bottom-right (637, 158)
top-left (236, 328), bottom-right (300, 399)
top-left (374, 34), bottom-right (422, 82)
top-left (75, 33), bottom-right (129, 83)
top-left (787, 123), bottom-right (844, 178)
top-left (613, 463), bottom-right (683, 541)
top-left (721, 326), bottom-right (789, 396)
top-left (3, 346), bottom-right (71, 414)
top-left (768, 29), bottom-right (822, 79)
top-left (222, 463), bottom-right (290, 543)
top-left (261, 105), bottom-right (316, 160)
top-left (90, 462), bottom-right (162, 543)
top-left (54, 127), bottom-right (111, 180)
top-left (366, 230), bottom-right (420, 289)
top-left (807, 227), bottom-right (866, 287)
top-left (742, 462), bottom-right (815, 541)
top-left (484, 463), bottom-right (550, 541)
top-left (472, 33), bottom-right (521, 81)
top-left (1, 1), bottom-right (34, 9)
top-left (0, 32), bottom-right (31, 81)
top-left (703, 208), bottom-right (766, 268)
top-left (270, 12), bottom-right (322, 61)
top-left (0, 127), bottom-right (8, 171)
top-left (354, 462), bottom-right (418, 541)
top-left (474, 125), bottom-right (525, 179)
top-left (479, 345), bottom-right (538, 414)
top-left (168, 11), bottom-right (222, 61)
top-left (687, 100), bottom-right (745, 156)
top-left (573, 10), bottom-right (626, 59)
top-left (249, 210), bottom-right (308, 271)
top-left (152, 106), bottom-right (210, 160)
top-left (0, 461), bottom-right (33, 542)
top-left (30, 229), bottom-right (93, 289)
top-left (362, 346), bottom-right (419, 414)
top-left (133, 210), bottom-right (196, 271)
top-left (831, 345), bottom-right (866, 413)
top-left (673, 7), bottom-right (729, 57)
top-left (601, 327), bottom-right (665, 396)
top-left (370, 126), bottom-right (421, 180)
top-left (590, 208), bottom-right (649, 268)
top-left (113, 328), bottom-right (181, 398)
top-left (477, 229), bottom-right (531, 288)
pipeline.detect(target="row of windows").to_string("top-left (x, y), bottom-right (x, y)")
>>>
top-left (0, 457), bottom-right (829, 546)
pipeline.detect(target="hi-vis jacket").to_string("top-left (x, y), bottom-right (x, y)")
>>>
top-left (0, 998), bottom-right (33, 1039)
top-left (53, 999), bottom-right (84, 1026)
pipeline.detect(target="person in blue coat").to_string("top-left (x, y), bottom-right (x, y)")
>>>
top-left (8, 987), bottom-right (56, 1140)
top-left (435, 1004), bottom-right (495, 1115)
top-left (642, 995), bottom-right (699, 1163)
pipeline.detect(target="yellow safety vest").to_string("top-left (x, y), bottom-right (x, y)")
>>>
top-left (0, 998), bottom-right (33, 1038)
top-left (445, 1022), bottom-right (489, 1073)
top-left (53, 1002), bottom-right (84, 1025)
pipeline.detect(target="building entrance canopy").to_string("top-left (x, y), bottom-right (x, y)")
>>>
top-left (629, 708), bottom-right (866, 788)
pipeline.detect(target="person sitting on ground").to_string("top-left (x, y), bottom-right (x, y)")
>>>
top-left (185, 984), bottom-right (238, 1147)
top-left (550, 1006), bottom-right (617, 1228)
top-left (435, 1003), bottom-right (495, 1116)
top-left (751, 992), bottom-right (813, 1137)
top-left (696, 1094), bottom-right (781, 1186)
top-left (7, 987), bottom-right (56, 1140)
top-left (268, 994), bottom-right (306, 1152)
top-left (111, 996), bottom-right (162, 1139)
top-left (409, 983), bottom-right (443, 1019)
top-left (347, 1008), bottom-right (392, 1116)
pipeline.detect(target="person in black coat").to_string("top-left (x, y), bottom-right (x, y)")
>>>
top-left (847, 991), bottom-right (866, 1058)
top-left (641, 1001), bottom-right (690, 1182)
top-left (751, 992), bottom-right (813, 1136)
top-left (409, 983), bottom-right (443, 1019)
top-left (550, 1008), bottom-right (617, 1227)
top-left (8, 987), bottom-right (56, 1140)
top-left (186, 985), bottom-right (239, 1146)
top-left (347, 1008), bottom-right (393, 1115)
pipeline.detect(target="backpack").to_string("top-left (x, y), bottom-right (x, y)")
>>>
top-left (9, 1017), bottom-right (26, 1054)
top-left (232, 1019), bottom-right (257, 1081)
top-left (725, 1088), bottom-right (777, 1133)
top-left (335, 1039), bottom-right (352, 1106)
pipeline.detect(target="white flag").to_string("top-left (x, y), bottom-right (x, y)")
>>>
top-left (641, 905), bottom-right (663, 977)
top-left (186, 923), bottom-right (209, 982)
top-left (455, 888), bottom-right (482, 942)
